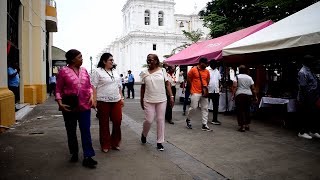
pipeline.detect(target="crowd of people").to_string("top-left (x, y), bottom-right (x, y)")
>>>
top-left (52, 49), bottom-right (320, 169)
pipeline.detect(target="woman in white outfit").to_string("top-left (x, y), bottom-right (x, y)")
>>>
top-left (140, 54), bottom-right (174, 151)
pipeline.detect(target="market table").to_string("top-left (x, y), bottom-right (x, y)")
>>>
top-left (259, 97), bottom-right (296, 112)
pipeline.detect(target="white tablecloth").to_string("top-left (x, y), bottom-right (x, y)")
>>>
top-left (259, 97), bottom-right (296, 112)
top-left (208, 92), bottom-right (235, 112)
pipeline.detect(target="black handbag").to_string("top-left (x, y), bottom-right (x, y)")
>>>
top-left (62, 95), bottom-right (79, 110)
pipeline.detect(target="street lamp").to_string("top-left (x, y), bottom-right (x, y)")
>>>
top-left (90, 56), bottom-right (92, 74)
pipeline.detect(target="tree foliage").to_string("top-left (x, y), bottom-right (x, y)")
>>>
top-left (163, 29), bottom-right (204, 58)
top-left (199, 0), bottom-right (319, 38)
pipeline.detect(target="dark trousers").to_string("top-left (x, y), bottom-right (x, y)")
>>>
top-left (209, 93), bottom-right (220, 122)
top-left (9, 86), bottom-right (19, 103)
top-left (49, 83), bottom-right (56, 96)
top-left (183, 90), bottom-right (190, 113)
top-left (122, 83), bottom-right (126, 97)
top-left (235, 94), bottom-right (252, 126)
top-left (62, 109), bottom-right (95, 157)
top-left (97, 101), bottom-right (122, 150)
top-left (298, 103), bottom-right (320, 134)
top-left (127, 82), bottom-right (134, 98)
top-left (165, 86), bottom-right (176, 121)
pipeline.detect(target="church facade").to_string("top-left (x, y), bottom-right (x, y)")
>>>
top-left (105, 0), bottom-right (209, 81)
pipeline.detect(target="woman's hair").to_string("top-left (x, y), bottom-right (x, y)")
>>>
top-left (147, 53), bottom-right (160, 66)
top-left (97, 53), bottom-right (113, 68)
top-left (238, 65), bottom-right (248, 74)
top-left (65, 49), bottom-right (81, 65)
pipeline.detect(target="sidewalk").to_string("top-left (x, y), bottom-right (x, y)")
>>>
top-left (0, 85), bottom-right (320, 179)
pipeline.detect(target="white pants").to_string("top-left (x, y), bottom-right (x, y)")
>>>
top-left (187, 93), bottom-right (209, 125)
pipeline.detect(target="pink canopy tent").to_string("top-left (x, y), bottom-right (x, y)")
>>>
top-left (164, 20), bottom-right (273, 65)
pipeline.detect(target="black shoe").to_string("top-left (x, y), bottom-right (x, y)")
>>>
top-left (69, 154), bottom-right (78, 163)
top-left (157, 143), bottom-right (164, 151)
top-left (141, 133), bottom-right (146, 144)
top-left (202, 124), bottom-right (212, 131)
top-left (238, 127), bottom-right (245, 132)
top-left (183, 112), bottom-right (186, 116)
top-left (82, 157), bottom-right (98, 168)
top-left (186, 119), bottom-right (192, 129)
top-left (167, 120), bottom-right (174, 124)
top-left (211, 120), bottom-right (221, 125)
top-left (127, 97), bottom-right (130, 98)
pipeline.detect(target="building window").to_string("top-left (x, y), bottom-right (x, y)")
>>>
top-left (158, 11), bottom-right (164, 26)
top-left (144, 10), bottom-right (150, 25)
top-left (179, 21), bottom-right (184, 27)
top-left (153, 44), bottom-right (156, 50)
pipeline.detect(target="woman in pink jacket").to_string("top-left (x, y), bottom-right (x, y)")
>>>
top-left (55, 49), bottom-right (97, 168)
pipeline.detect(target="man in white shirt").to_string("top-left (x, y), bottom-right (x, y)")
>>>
top-left (208, 60), bottom-right (222, 125)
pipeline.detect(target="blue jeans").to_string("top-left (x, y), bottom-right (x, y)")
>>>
top-left (62, 109), bottom-right (95, 157)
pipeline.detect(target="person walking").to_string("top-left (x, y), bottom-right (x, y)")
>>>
top-left (55, 49), bottom-right (97, 168)
top-left (234, 65), bottom-right (258, 132)
top-left (127, 70), bottom-right (135, 98)
top-left (185, 58), bottom-right (211, 131)
top-left (208, 60), bottom-right (222, 125)
top-left (140, 54), bottom-right (174, 151)
top-left (297, 55), bottom-right (320, 139)
top-left (49, 73), bottom-right (57, 96)
top-left (165, 65), bottom-right (176, 124)
top-left (91, 53), bottom-right (124, 152)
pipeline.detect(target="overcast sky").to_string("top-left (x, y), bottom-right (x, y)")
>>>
top-left (53, 0), bottom-right (210, 69)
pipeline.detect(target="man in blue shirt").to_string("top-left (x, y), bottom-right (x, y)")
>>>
top-left (7, 61), bottom-right (20, 103)
top-left (127, 70), bottom-right (135, 99)
top-left (297, 55), bottom-right (320, 139)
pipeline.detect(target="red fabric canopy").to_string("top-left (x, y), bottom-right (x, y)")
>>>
top-left (164, 20), bottom-right (273, 65)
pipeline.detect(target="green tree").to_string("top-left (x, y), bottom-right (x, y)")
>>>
top-left (163, 29), bottom-right (204, 58)
top-left (199, 0), bottom-right (319, 38)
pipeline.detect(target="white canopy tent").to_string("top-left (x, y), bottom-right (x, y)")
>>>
top-left (222, 2), bottom-right (320, 56)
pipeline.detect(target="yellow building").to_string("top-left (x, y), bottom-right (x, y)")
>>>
top-left (0, 0), bottom-right (58, 133)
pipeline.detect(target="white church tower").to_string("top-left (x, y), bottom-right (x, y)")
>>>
top-left (106, 0), bottom-right (209, 81)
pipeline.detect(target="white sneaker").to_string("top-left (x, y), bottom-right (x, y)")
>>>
top-left (298, 133), bottom-right (312, 139)
top-left (309, 132), bottom-right (320, 138)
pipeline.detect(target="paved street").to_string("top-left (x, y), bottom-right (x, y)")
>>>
top-left (1, 85), bottom-right (320, 180)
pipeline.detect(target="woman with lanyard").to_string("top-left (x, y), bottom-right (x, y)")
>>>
top-left (91, 53), bottom-right (124, 153)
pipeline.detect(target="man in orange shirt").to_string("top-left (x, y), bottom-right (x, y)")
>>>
top-left (185, 58), bottom-right (211, 131)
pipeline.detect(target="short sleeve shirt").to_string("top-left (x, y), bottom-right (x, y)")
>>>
top-left (235, 74), bottom-right (254, 96)
top-left (91, 68), bottom-right (122, 102)
top-left (188, 67), bottom-right (210, 94)
top-left (141, 68), bottom-right (168, 103)
top-left (208, 68), bottom-right (221, 93)
top-left (8, 67), bottom-right (20, 87)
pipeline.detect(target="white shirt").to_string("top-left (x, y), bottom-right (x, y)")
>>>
top-left (208, 68), bottom-right (221, 93)
top-left (235, 74), bottom-right (254, 96)
top-left (167, 73), bottom-right (176, 86)
top-left (141, 68), bottom-right (168, 103)
top-left (91, 68), bottom-right (122, 102)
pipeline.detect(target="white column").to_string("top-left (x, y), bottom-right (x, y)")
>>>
top-left (0, 0), bottom-right (7, 88)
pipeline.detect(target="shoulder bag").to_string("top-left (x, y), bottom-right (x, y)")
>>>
top-left (197, 68), bottom-right (209, 98)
